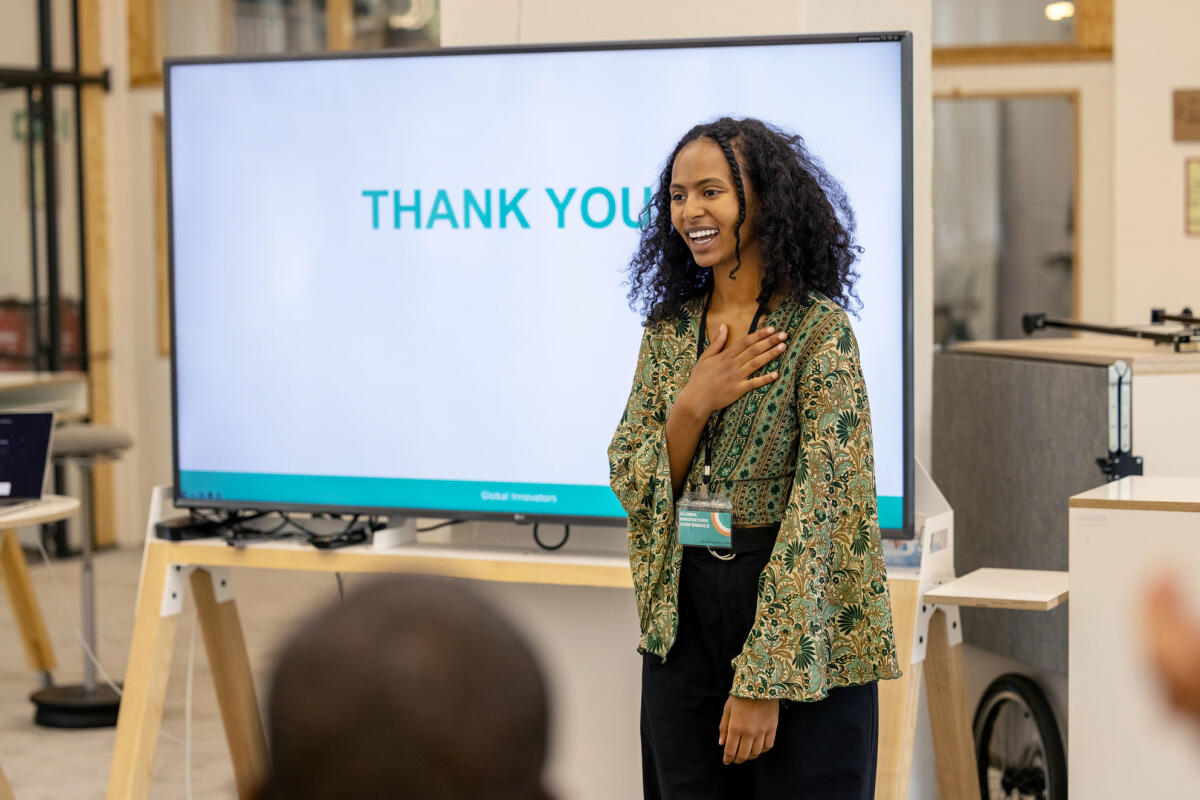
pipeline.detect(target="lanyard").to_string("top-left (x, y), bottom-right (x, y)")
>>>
top-left (696, 291), bottom-right (768, 491)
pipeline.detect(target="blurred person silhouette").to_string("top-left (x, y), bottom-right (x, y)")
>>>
top-left (255, 575), bottom-right (553, 800)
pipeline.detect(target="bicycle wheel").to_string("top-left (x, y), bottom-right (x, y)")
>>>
top-left (972, 672), bottom-right (1067, 800)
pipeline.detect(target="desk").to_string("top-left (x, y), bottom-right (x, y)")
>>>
top-left (107, 488), bottom-right (985, 800)
top-left (0, 496), bottom-right (80, 684)
top-left (106, 510), bottom-right (633, 800)
top-left (1069, 476), bottom-right (1200, 798)
top-left (0, 371), bottom-right (106, 549)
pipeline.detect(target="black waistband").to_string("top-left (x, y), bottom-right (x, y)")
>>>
top-left (728, 522), bottom-right (780, 553)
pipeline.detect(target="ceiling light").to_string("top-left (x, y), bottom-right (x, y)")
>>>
top-left (1045, 2), bottom-right (1076, 22)
top-left (387, 0), bottom-right (436, 30)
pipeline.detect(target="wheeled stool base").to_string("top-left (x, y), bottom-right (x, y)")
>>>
top-left (31, 683), bottom-right (121, 728)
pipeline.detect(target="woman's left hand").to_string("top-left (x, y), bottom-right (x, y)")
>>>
top-left (719, 696), bottom-right (779, 765)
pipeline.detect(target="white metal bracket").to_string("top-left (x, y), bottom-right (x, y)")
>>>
top-left (373, 517), bottom-right (417, 550)
top-left (161, 564), bottom-right (194, 618)
top-left (1107, 360), bottom-right (1133, 455)
top-left (159, 564), bottom-right (235, 618)
top-left (909, 459), bottom-right (959, 663)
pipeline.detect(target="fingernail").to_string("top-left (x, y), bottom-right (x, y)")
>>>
top-left (766, 326), bottom-right (774, 333)
top-left (776, 343), bottom-right (784, 350)
top-left (779, 332), bottom-right (787, 340)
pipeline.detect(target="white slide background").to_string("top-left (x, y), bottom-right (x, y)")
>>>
top-left (169, 39), bottom-right (906, 501)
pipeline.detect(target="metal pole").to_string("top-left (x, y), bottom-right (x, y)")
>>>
top-left (1023, 313), bottom-right (1194, 346)
top-left (79, 461), bottom-right (96, 693)
top-left (25, 86), bottom-right (43, 373)
top-left (38, 0), bottom-right (63, 372)
top-left (72, 0), bottom-right (89, 374)
top-left (0, 68), bottom-right (108, 89)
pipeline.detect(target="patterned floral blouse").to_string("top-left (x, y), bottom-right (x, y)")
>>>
top-left (608, 290), bottom-right (901, 702)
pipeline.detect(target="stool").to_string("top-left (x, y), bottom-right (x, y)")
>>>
top-left (31, 423), bottom-right (132, 728)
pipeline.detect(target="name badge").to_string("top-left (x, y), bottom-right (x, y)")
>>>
top-left (677, 492), bottom-right (733, 549)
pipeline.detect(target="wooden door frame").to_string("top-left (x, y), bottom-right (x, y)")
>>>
top-left (80, 0), bottom-right (116, 546)
top-left (932, 89), bottom-right (1084, 323)
top-left (129, 0), bottom-right (355, 86)
top-left (933, 0), bottom-right (1111, 66)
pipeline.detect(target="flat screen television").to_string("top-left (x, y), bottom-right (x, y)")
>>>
top-left (167, 32), bottom-right (914, 537)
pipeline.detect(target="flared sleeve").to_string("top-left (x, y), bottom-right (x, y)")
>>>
top-left (730, 311), bottom-right (901, 700)
top-left (608, 324), bottom-right (683, 657)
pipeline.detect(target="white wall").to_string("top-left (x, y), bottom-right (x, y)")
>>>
top-left (1112, 0), bottom-right (1200, 323)
top-left (92, 0), bottom-right (165, 547)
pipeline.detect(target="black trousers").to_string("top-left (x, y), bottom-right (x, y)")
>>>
top-left (641, 547), bottom-right (878, 800)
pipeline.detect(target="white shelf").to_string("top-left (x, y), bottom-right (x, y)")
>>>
top-left (924, 568), bottom-right (1068, 611)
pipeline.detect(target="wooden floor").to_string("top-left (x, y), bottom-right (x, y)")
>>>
top-left (0, 543), bottom-right (1072, 799)
top-left (0, 546), bottom-right (338, 800)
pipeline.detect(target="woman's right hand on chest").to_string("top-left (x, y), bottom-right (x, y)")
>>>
top-left (677, 325), bottom-right (788, 417)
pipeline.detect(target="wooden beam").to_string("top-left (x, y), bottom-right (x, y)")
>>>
top-left (190, 570), bottom-right (269, 798)
top-left (0, 529), bottom-right (57, 673)
top-left (128, 0), bottom-right (163, 87)
top-left (154, 115), bottom-right (169, 357)
top-left (80, 0), bottom-right (117, 547)
top-left (1076, 0), bottom-right (1114, 50)
top-left (105, 543), bottom-right (179, 800)
top-left (876, 578), bottom-right (923, 799)
top-left (221, 0), bottom-right (238, 54)
top-left (326, 0), bottom-right (354, 51)
top-left (933, 43), bottom-right (1110, 67)
top-left (0, 758), bottom-right (14, 800)
top-left (126, 538), bottom-right (635, 588)
top-left (924, 610), bottom-right (980, 800)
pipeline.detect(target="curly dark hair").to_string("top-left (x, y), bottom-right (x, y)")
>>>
top-left (626, 116), bottom-right (862, 322)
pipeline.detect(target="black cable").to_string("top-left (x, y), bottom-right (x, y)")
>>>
top-left (232, 513), bottom-right (291, 537)
top-left (532, 522), bottom-right (570, 551)
top-left (268, 516), bottom-right (292, 534)
top-left (417, 519), bottom-right (466, 533)
top-left (214, 511), bottom-right (375, 548)
top-left (219, 510), bottom-right (297, 546)
top-left (190, 508), bottom-right (224, 525)
top-left (280, 512), bottom-right (321, 537)
top-left (335, 572), bottom-right (345, 604)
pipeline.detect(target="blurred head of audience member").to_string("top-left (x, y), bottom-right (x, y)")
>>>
top-left (256, 575), bottom-right (552, 800)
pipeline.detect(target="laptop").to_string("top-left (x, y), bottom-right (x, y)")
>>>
top-left (0, 412), bottom-right (55, 516)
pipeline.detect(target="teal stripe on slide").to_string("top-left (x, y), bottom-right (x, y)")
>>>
top-left (877, 495), bottom-right (903, 531)
top-left (181, 470), bottom-right (906, 528)
top-left (179, 470), bottom-right (627, 518)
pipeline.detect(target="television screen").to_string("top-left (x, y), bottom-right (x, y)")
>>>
top-left (168, 33), bottom-right (914, 536)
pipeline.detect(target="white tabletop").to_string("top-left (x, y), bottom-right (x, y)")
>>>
top-left (953, 335), bottom-right (1200, 375)
top-left (0, 495), bottom-right (80, 527)
top-left (0, 372), bottom-right (87, 391)
top-left (1070, 476), bottom-right (1200, 513)
top-left (923, 568), bottom-right (1069, 611)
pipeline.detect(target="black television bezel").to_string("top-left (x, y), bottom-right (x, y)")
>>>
top-left (165, 31), bottom-right (915, 538)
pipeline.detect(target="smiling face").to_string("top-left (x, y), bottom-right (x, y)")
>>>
top-left (669, 137), bottom-right (757, 275)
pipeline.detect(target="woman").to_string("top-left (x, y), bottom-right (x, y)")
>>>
top-left (608, 117), bottom-right (900, 800)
